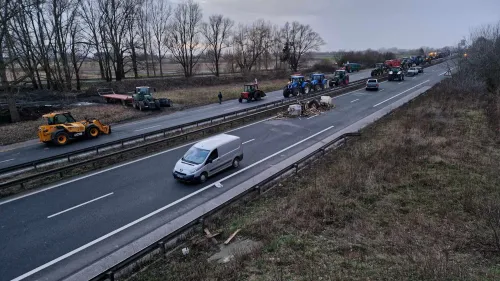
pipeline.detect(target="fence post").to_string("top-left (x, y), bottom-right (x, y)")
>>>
top-left (293, 163), bottom-right (299, 174)
top-left (105, 271), bottom-right (115, 281)
top-left (198, 218), bottom-right (204, 233)
top-left (254, 185), bottom-right (261, 195)
top-left (158, 241), bottom-right (166, 257)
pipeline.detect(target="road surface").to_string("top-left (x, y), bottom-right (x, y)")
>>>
top-left (0, 70), bottom-right (373, 170)
top-left (0, 64), bottom-right (453, 281)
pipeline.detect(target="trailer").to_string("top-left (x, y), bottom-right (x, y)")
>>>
top-left (97, 88), bottom-right (133, 106)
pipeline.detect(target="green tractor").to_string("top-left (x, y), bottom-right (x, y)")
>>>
top-left (131, 86), bottom-right (172, 111)
top-left (371, 63), bottom-right (387, 77)
top-left (328, 70), bottom-right (349, 87)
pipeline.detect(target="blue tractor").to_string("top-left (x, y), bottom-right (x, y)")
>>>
top-left (308, 73), bottom-right (329, 92)
top-left (283, 75), bottom-right (311, 98)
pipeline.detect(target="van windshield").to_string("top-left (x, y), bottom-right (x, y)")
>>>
top-left (182, 147), bottom-right (210, 164)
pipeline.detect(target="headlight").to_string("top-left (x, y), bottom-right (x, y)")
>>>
top-left (398, 71), bottom-right (402, 75)
top-left (389, 71), bottom-right (393, 74)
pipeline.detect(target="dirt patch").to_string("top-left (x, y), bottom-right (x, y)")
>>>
top-left (0, 79), bottom-right (286, 145)
top-left (128, 79), bottom-right (500, 281)
top-left (0, 105), bottom-right (150, 145)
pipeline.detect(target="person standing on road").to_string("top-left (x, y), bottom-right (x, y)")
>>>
top-left (218, 92), bottom-right (222, 104)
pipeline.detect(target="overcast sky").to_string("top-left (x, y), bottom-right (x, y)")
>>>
top-left (189, 0), bottom-right (500, 51)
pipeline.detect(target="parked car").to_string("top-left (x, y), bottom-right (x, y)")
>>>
top-left (365, 79), bottom-right (379, 91)
top-left (173, 134), bottom-right (243, 183)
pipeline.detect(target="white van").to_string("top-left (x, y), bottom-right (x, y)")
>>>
top-left (173, 134), bottom-right (244, 183)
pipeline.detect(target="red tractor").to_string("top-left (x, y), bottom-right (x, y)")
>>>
top-left (239, 83), bottom-right (266, 103)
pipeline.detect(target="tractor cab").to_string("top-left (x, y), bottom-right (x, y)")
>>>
top-left (289, 75), bottom-right (305, 84)
top-left (334, 70), bottom-right (346, 78)
top-left (135, 86), bottom-right (156, 96)
top-left (243, 84), bottom-right (257, 93)
top-left (42, 112), bottom-right (78, 125)
top-left (310, 73), bottom-right (325, 81)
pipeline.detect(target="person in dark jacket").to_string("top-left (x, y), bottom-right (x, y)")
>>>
top-left (218, 92), bottom-right (222, 104)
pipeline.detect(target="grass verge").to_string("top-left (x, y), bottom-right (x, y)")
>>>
top-left (127, 78), bottom-right (500, 281)
top-left (0, 80), bottom-right (285, 146)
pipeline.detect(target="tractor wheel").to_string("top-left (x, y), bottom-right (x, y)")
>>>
top-left (239, 97), bottom-right (243, 103)
top-left (53, 131), bottom-right (69, 146)
top-left (292, 88), bottom-right (300, 96)
top-left (283, 89), bottom-right (290, 98)
top-left (86, 126), bottom-right (100, 138)
top-left (139, 102), bottom-right (144, 111)
top-left (314, 84), bottom-right (321, 91)
top-left (320, 84), bottom-right (325, 90)
top-left (303, 85), bottom-right (310, 94)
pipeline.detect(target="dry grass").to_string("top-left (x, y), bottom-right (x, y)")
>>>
top-left (129, 79), bottom-right (500, 281)
top-left (0, 79), bottom-right (286, 145)
top-left (0, 105), bottom-right (149, 145)
top-left (156, 79), bottom-right (286, 107)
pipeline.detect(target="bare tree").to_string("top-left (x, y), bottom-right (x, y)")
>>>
top-left (281, 21), bottom-right (325, 72)
top-left (466, 22), bottom-right (500, 94)
top-left (97, 0), bottom-right (137, 81)
top-left (150, 0), bottom-right (171, 76)
top-left (232, 20), bottom-right (271, 72)
top-left (165, 0), bottom-right (204, 77)
top-left (201, 14), bottom-right (233, 77)
top-left (80, 0), bottom-right (106, 80)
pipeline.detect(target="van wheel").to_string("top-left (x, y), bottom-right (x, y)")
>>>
top-left (199, 172), bottom-right (208, 183)
top-left (232, 158), bottom-right (240, 168)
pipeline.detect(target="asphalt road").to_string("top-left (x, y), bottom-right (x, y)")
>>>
top-left (0, 63), bottom-right (452, 281)
top-left (0, 70), bottom-right (373, 170)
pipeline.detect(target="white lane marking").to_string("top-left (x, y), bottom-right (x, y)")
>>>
top-left (307, 115), bottom-right (317, 119)
top-left (398, 82), bottom-right (403, 84)
top-left (439, 67), bottom-right (455, 76)
top-left (0, 116), bottom-right (274, 206)
top-left (350, 99), bottom-right (359, 103)
top-left (0, 158), bottom-right (14, 164)
top-left (224, 107), bottom-right (239, 111)
top-left (47, 193), bottom-right (114, 219)
top-left (373, 80), bottom-right (430, 107)
top-left (10, 125), bottom-right (334, 281)
top-left (242, 139), bottom-right (255, 145)
top-left (333, 88), bottom-right (367, 99)
top-left (134, 125), bottom-right (161, 132)
top-left (379, 89), bottom-right (385, 92)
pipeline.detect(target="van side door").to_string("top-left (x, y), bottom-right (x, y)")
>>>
top-left (205, 149), bottom-right (219, 175)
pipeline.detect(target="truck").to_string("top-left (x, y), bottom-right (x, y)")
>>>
top-left (283, 75), bottom-right (311, 98)
top-left (344, 62), bottom-right (361, 73)
top-left (308, 73), bottom-right (329, 91)
top-left (131, 86), bottom-right (172, 111)
top-left (385, 59), bottom-right (401, 68)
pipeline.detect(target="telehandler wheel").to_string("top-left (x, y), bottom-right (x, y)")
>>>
top-left (87, 126), bottom-right (100, 138)
top-left (53, 131), bottom-right (69, 146)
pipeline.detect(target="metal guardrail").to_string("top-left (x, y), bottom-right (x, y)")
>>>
top-left (0, 56), bottom-right (450, 181)
top-left (0, 80), bottom-right (371, 191)
top-left (88, 131), bottom-right (361, 281)
top-left (0, 79), bottom-right (368, 178)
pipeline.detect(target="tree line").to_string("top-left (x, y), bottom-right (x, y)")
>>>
top-left (0, 0), bottom-right (325, 92)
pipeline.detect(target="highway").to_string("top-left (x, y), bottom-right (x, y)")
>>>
top-left (0, 62), bottom-right (453, 281)
top-left (0, 70), bottom-right (374, 170)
